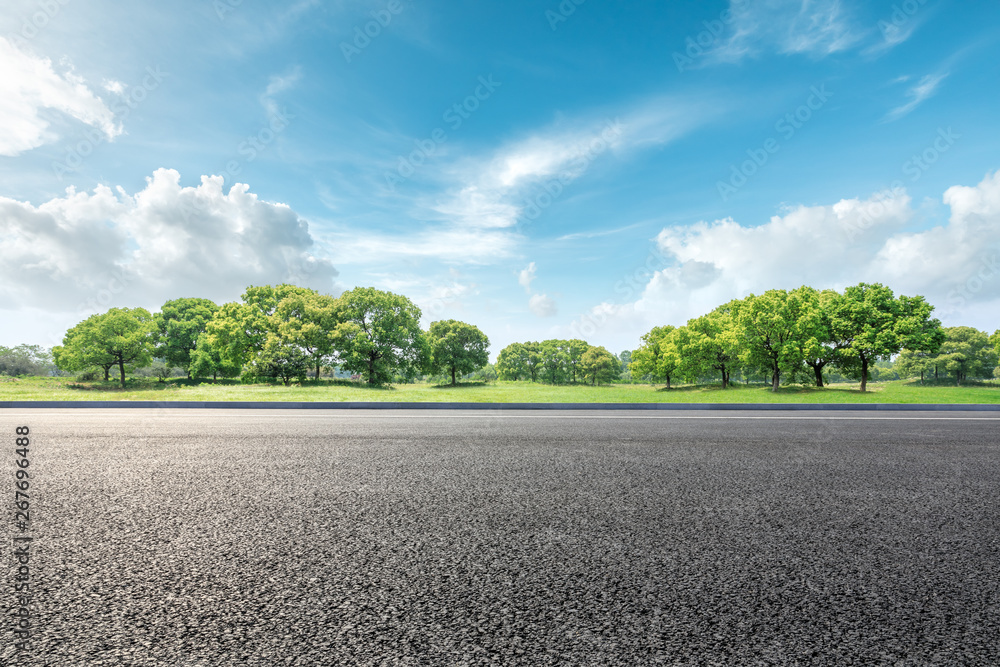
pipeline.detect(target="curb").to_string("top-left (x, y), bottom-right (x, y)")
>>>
top-left (1, 401), bottom-right (999, 411)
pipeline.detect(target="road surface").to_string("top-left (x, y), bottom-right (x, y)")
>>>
top-left (3, 409), bottom-right (998, 665)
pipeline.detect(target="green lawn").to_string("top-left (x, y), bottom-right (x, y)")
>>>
top-left (1, 376), bottom-right (998, 403)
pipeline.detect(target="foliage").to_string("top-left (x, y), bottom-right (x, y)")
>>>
top-left (932, 326), bottom-right (998, 385)
top-left (331, 287), bottom-right (428, 385)
top-left (580, 346), bottom-right (620, 385)
top-left (53, 307), bottom-right (157, 388)
top-left (0, 345), bottom-right (56, 376)
top-left (155, 298), bottom-right (219, 376)
top-left (427, 320), bottom-right (490, 385)
top-left (629, 325), bottom-right (679, 388)
top-left (829, 283), bottom-right (944, 392)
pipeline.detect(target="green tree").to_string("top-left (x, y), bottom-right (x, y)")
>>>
top-left (564, 339), bottom-right (590, 383)
top-left (933, 326), bottom-right (998, 385)
top-left (0, 345), bottom-right (54, 376)
top-left (733, 289), bottom-right (812, 392)
top-left (538, 340), bottom-right (570, 384)
top-left (797, 289), bottom-right (847, 387)
top-left (580, 346), bottom-right (620, 385)
top-left (331, 287), bottom-right (428, 384)
top-left (274, 291), bottom-right (339, 379)
top-left (201, 284), bottom-right (323, 382)
top-left (496, 342), bottom-right (543, 381)
top-left (682, 303), bottom-right (740, 388)
top-left (829, 283), bottom-right (944, 392)
top-left (427, 320), bottom-right (490, 385)
top-left (630, 325), bottom-right (679, 388)
top-left (894, 348), bottom-right (936, 384)
top-left (155, 297), bottom-right (219, 377)
top-left (54, 308), bottom-right (156, 388)
top-left (188, 334), bottom-right (242, 381)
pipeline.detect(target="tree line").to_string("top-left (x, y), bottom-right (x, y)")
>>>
top-left (628, 282), bottom-right (998, 392)
top-left (495, 340), bottom-right (621, 385)
top-left (52, 285), bottom-right (491, 388)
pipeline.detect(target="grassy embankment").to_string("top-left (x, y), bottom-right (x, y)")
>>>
top-left (0, 376), bottom-right (998, 403)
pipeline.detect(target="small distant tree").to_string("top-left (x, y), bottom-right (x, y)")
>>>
top-left (427, 320), bottom-right (490, 386)
top-left (0, 345), bottom-right (54, 376)
top-left (934, 327), bottom-right (998, 385)
top-left (630, 325), bottom-right (680, 388)
top-left (580, 346), bottom-right (620, 385)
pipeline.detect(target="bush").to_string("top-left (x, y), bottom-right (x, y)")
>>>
top-left (76, 370), bottom-right (102, 382)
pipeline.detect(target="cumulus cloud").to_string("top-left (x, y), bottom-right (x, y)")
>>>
top-left (570, 173), bottom-right (1000, 342)
top-left (0, 168), bottom-right (338, 312)
top-left (529, 293), bottom-right (557, 318)
top-left (0, 36), bottom-right (121, 156)
top-left (518, 262), bottom-right (537, 291)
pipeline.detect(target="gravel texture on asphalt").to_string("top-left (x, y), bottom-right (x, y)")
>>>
top-left (3, 409), bottom-right (999, 666)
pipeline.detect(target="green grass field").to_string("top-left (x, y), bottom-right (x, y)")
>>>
top-left (1, 376), bottom-right (998, 403)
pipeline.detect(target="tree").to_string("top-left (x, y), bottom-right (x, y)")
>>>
top-left (154, 298), bottom-right (219, 377)
top-left (829, 283), bottom-right (943, 392)
top-left (427, 320), bottom-right (490, 385)
top-left (681, 303), bottom-right (741, 388)
top-left (564, 339), bottom-right (590, 383)
top-left (580, 346), bottom-right (620, 385)
top-left (274, 291), bottom-right (339, 379)
top-left (618, 350), bottom-right (633, 382)
top-left (895, 348), bottom-right (935, 384)
top-left (733, 289), bottom-right (812, 392)
top-left (54, 308), bottom-right (156, 388)
top-left (630, 325), bottom-right (679, 388)
top-left (188, 334), bottom-right (242, 381)
top-left (331, 287), bottom-right (428, 385)
top-left (797, 289), bottom-right (847, 387)
top-left (200, 284), bottom-right (325, 382)
top-left (496, 342), bottom-right (543, 381)
top-left (538, 340), bottom-right (570, 384)
top-left (0, 345), bottom-right (54, 376)
top-left (933, 327), bottom-right (998, 385)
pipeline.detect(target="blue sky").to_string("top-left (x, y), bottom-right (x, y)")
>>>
top-left (2, 0), bottom-right (999, 357)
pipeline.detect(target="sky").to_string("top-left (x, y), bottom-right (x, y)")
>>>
top-left (1, 0), bottom-right (999, 358)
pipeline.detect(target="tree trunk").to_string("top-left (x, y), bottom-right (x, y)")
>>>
top-left (813, 364), bottom-right (824, 387)
top-left (213, 371), bottom-right (218, 381)
top-left (451, 367), bottom-right (456, 386)
top-left (860, 357), bottom-right (869, 392)
top-left (316, 362), bottom-right (321, 379)
top-left (104, 367), bottom-right (110, 382)
top-left (721, 368), bottom-right (729, 389)
top-left (118, 357), bottom-right (126, 389)
top-left (919, 370), bottom-right (923, 385)
top-left (368, 355), bottom-right (376, 384)
top-left (771, 364), bottom-right (780, 392)
top-left (665, 376), bottom-right (671, 390)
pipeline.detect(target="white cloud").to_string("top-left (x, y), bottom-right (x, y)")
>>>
top-left (260, 66), bottom-right (301, 119)
top-left (570, 173), bottom-right (1000, 345)
top-left (884, 72), bottom-right (948, 122)
top-left (0, 36), bottom-right (121, 156)
top-left (518, 262), bottom-right (537, 291)
top-left (0, 168), bottom-right (338, 313)
top-left (337, 95), bottom-right (719, 267)
top-left (529, 293), bottom-right (557, 317)
top-left (710, 0), bottom-right (862, 63)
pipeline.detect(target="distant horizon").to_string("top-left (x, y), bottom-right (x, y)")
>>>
top-left (2, 1), bottom-right (999, 355)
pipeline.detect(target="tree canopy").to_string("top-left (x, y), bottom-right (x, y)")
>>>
top-left (332, 287), bottom-right (428, 384)
top-left (427, 320), bottom-right (490, 385)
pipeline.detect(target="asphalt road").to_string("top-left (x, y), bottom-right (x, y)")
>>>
top-left (3, 409), bottom-right (999, 666)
